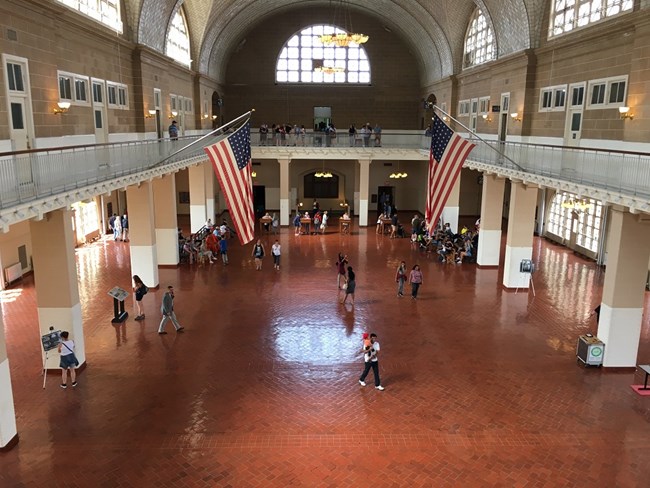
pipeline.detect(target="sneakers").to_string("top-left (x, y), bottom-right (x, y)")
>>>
top-left (72, 381), bottom-right (78, 387)
top-left (135, 315), bottom-right (145, 321)
top-left (375, 385), bottom-right (385, 391)
top-left (359, 380), bottom-right (367, 387)
top-left (176, 327), bottom-right (185, 333)
top-left (158, 331), bottom-right (168, 335)
top-left (60, 383), bottom-right (67, 389)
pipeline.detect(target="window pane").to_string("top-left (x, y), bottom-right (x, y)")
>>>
top-left (75, 79), bottom-right (87, 101)
top-left (166, 10), bottom-right (191, 66)
top-left (10, 102), bottom-right (24, 130)
top-left (95, 110), bottom-right (103, 129)
top-left (59, 77), bottom-right (72, 100)
top-left (93, 83), bottom-right (103, 103)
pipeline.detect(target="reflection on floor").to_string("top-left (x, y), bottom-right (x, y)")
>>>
top-left (2, 227), bottom-right (650, 486)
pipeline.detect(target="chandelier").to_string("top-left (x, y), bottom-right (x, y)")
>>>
top-left (315, 161), bottom-right (333, 178)
top-left (319, 1), bottom-right (369, 47)
top-left (315, 66), bottom-right (344, 74)
top-left (561, 196), bottom-right (592, 211)
top-left (389, 161), bottom-right (407, 179)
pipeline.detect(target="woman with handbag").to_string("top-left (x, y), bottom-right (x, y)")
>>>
top-left (133, 275), bottom-right (148, 321)
top-left (58, 331), bottom-right (78, 389)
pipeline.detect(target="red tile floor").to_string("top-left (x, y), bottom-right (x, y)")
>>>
top-left (1, 221), bottom-right (650, 487)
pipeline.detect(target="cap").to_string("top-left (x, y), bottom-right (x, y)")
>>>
top-left (362, 333), bottom-right (369, 339)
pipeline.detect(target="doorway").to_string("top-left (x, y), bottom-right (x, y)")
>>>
top-left (253, 185), bottom-right (266, 218)
top-left (377, 186), bottom-right (394, 216)
top-left (564, 82), bottom-right (585, 147)
top-left (3, 55), bottom-right (34, 151)
top-left (314, 106), bottom-right (332, 132)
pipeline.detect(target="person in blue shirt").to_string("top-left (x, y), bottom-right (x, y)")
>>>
top-left (219, 235), bottom-right (228, 265)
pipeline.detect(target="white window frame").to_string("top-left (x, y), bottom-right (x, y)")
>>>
top-left (478, 96), bottom-right (490, 115)
top-left (539, 84), bottom-right (567, 112)
top-left (569, 82), bottom-right (586, 108)
top-left (57, 71), bottom-right (90, 106)
top-left (170, 94), bottom-right (178, 112)
top-left (458, 100), bottom-right (470, 117)
top-left (586, 75), bottom-right (628, 110)
top-left (91, 78), bottom-right (104, 106)
top-left (57, 0), bottom-right (123, 33)
top-left (154, 88), bottom-right (162, 110)
top-left (106, 81), bottom-right (128, 109)
top-left (184, 97), bottom-right (193, 113)
top-left (549, 0), bottom-right (633, 39)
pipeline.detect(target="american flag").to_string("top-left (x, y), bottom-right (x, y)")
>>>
top-left (426, 113), bottom-right (476, 234)
top-left (204, 122), bottom-right (255, 245)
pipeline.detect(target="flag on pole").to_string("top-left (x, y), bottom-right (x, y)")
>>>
top-left (425, 113), bottom-right (476, 234)
top-left (204, 121), bottom-right (255, 245)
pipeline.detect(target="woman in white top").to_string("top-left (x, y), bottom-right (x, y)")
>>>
top-left (58, 331), bottom-right (78, 388)
top-left (321, 210), bottom-right (329, 234)
top-left (113, 214), bottom-right (122, 241)
top-left (271, 240), bottom-right (281, 270)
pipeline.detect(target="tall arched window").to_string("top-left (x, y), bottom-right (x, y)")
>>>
top-left (57, 0), bottom-right (122, 32)
top-left (550, 0), bottom-right (633, 38)
top-left (547, 192), bottom-right (602, 253)
top-left (463, 9), bottom-right (496, 68)
top-left (166, 10), bottom-right (191, 67)
top-left (276, 25), bottom-right (370, 84)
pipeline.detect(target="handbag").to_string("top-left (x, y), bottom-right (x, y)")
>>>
top-left (62, 342), bottom-right (80, 367)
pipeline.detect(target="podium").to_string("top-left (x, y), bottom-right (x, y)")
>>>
top-left (576, 335), bottom-right (605, 367)
top-left (108, 286), bottom-right (129, 323)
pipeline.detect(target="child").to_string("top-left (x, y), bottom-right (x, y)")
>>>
top-left (362, 333), bottom-right (373, 356)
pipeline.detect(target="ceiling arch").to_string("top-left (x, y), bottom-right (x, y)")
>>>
top-left (132, 0), bottom-right (540, 85)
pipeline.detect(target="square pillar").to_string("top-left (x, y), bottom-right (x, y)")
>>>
top-left (0, 313), bottom-right (18, 449)
top-left (189, 164), bottom-right (206, 233)
top-left (477, 175), bottom-right (505, 266)
top-left (153, 174), bottom-right (179, 266)
top-left (127, 181), bottom-right (159, 287)
top-left (441, 178), bottom-right (460, 233)
top-left (279, 158), bottom-right (290, 226)
top-left (358, 159), bottom-right (371, 226)
top-left (503, 182), bottom-right (538, 289)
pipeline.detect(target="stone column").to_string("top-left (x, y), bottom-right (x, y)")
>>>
top-left (153, 174), bottom-right (179, 266)
top-left (0, 312), bottom-right (18, 450)
top-left (127, 182), bottom-right (159, 287)
top-left (441, 178), bottom-right (460, 233)
top-left (188, 164), bottom-right (206, 233)
top-left (279, 158), bottom-right (290, 226)
top-left (503, 182), bottom-right (538, 289)
top-left (358, 159), bottom-right (371, 226)
top-left (205, 162), bottom-right (215, 224)
top-left (598, 209), bottom-right (650, 367)
top-left (477, 174), bottom-right (505, 267)
top-left (30, 209), bottom-right (85, 369)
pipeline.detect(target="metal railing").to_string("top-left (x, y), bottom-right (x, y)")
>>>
top-left (0, 128), bottom-right (648, 211)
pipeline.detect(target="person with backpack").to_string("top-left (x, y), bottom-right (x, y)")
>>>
top-left (313, 211), bottom-right (322, 235)
top-left (132, 275), bottom-right (148, 321)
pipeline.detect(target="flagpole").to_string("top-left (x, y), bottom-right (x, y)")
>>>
top-left (154, 109), bottom-right (255, 167)
top-left (432, 105), bottom-right (524, 171)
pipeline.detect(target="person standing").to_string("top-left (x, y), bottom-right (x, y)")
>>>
top-left (121, 213), bottom-right (129, 242)
top-left (219, 235), bottom-right (229, 265)
top-left (395, 261), bottom-right (407, 297)
top-left (348, 124), bottom-right (356, 146)
top-left (58, 331), bottom-right (78, 388)
top-left (113, 213), bottom-right (122, 241)
top-left (158, 286), bottom-right (184, 334)
top-left (409, 264), bottom-right (423, 299)
top-left (373, 123), bottom-right (382, 147)
top-left (252, 239), bottom-right (265, 270)
top-left (358, 333), bottom-right (384, 390)
top-left (168, 120), bottom-right (179, 140)
top-left (108, 213), bottom-right (117, 237)
top-left (341, 266), bottom-right (356, 305)
top-left (271, 239), bottom-right (281, 270)
top-left (321, 210), bottom-right (328, 234)
top-left (133, 274), bottom-right (148, 321)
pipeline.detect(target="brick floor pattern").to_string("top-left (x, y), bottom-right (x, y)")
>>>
top-left (1, 224), bottom-right (650, 487)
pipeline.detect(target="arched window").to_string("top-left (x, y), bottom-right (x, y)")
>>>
top-left (57, 0), bottom-right (122, 32)
top-left (276, 25), bottom-right (370, 84)
top-left (166, 10), bottom-right (191, 67)
top-left (463, 9), bottom-right (496, 68)
top-left (547, 192), bottom-right (602, 253)
top-left (550, 0), bottom-right (633, 38)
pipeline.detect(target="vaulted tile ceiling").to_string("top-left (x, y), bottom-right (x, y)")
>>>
top-left (129, 0), bottom-right (547, 85)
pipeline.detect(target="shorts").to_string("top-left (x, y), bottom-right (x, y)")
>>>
top-left (60, 354), bottom-right (78, 369)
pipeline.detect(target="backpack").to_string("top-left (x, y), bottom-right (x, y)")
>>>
top-left (142, 286), bottom-right (148, 295)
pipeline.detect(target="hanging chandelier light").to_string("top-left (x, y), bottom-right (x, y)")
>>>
top-left (319, 1), bottom-right (369, 47)
top-left (315, 65), bottom-right (345, 74)
top-left (389, 161), bottom-right (408, 179)
top-left (561, 196), bottom-right (592, 211)
top-left (315, 161), bottom-right (333, 178)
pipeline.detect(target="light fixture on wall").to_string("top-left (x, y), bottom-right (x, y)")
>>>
top-left (319, 0), bottom-right (369, 47)
top-left (510, 112), bottom-right (522, 122)
top-left (251, 171), bottom-right (257, 178)
top-left (169, 110), bottom-right (178, 119)
top-left (482, 113), bottom-right (492, 123)
top-left (53, 101), bottom-right (70, 115)
top-left (202, 113), bottom-right (210, 119)
top-left (389, 161), bottom-right (407, 179)
top-left (619, 106), bottom-right (634, 120)
top-left (145, 109), bottom-right (156, 119)
top-left (212, 115), bottom-right (218, 120)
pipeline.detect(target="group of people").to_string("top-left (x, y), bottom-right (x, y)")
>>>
top-left (131, 276), bottom-right (184, 334)
top-left (250, 238), bottom-right (282, 270)
top-left (348, 123), bottom-right (382, 147)
top-left (109, 213), bottom-right (129, 242)
top-left (394, 261), bottom-right (424, 299)
top-left (293, 200), bottom-right (330, 235)
top-left (259, 123), bottom-right (307, 146)
top-left (413, 221), bottom-right (479, 264)
top-left (336, 253), bottom-right (356, 305)
top-left (179, 220), bottom-right (232, 265)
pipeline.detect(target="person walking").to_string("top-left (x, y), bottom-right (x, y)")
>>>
top-left (132, 274), bottom-right (148, 321)
top-left (219, 235), bottom-right (229, 265)
top-left (121, 213), bottom-right (129, 242)
top-left (113, 213), bottom-right (122, 241)
top-left (336, 253), bottom-right (348, 289)
top-left (252, 239), bottom-right (265, 270)
top-left (395, 261), bottom-right (407, 297)
top-left (409, 264), bottom-right (423, 299)
top-left (58, 331), bottom-right (78, 388)
top-left (320, 210), bottom-right (328, 234)
top-left (341, 266), bottom-right (356, 305)
top-left (271, 239), bottom-right (281, 270)
top-left (168, 120), bottom-right (179, 140)
top-left (158, 286), bottom-right (184, 334)
top-left (358, 333), bottom-right (384, 390)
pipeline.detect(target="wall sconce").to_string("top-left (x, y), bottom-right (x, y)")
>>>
top-left (169, 110), bottom-right (178, 119)
top-left (442, 116), bottom-right (449, 122)
top-left (53, 101), bottom-right (70, 115)
top-left (510, 112), bottom-right (522, 122)
top-left (619, 106), bottom-right (634, 120)
top-left (251, 171), bottom-right (257, 178)
top-left (482, 114), bottom-right (492, 123)
top-left (145, 109), bottom-right (156, 119)
top-left (212, 115), bottom-right (218, 120)
top-left (202, 113), bottom-right (210, 119)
